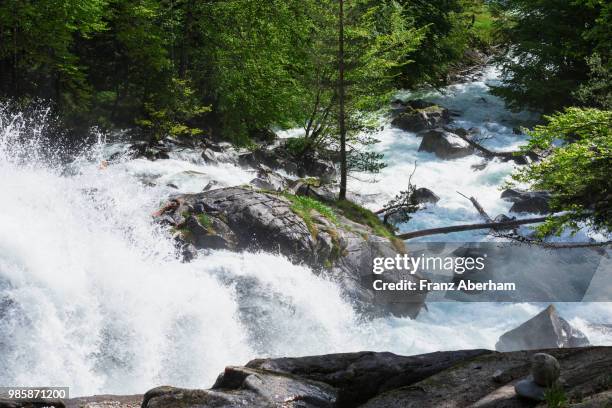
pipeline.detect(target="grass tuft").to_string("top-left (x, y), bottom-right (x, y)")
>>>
top-left (283, 193), bottom-right (339, 236)
top-left (544, 384), bottom-right (567, 408)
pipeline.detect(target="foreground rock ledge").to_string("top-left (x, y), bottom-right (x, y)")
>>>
top-left (140, 347), bottom-right (612, 408)
top-left (156, 186), bottom-right (426, 317)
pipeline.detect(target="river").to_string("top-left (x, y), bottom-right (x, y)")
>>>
top-left (0, 67), bottom-right (610, 396)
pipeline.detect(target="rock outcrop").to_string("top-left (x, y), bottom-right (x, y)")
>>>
top-left (155, 186), bottom-right (426, 317)
top-left (495, 305), bottom-right (590, 352)
top-left (238, 143), bottom-right (337, 183)
top-left (391, 103), bottom-right (451, 133)
top-left (140, 347), bottom-right (612, 408)
top-left (501, 189), bottom-right (551, 214)
top-left (418, 128), bottom-right (474, 159)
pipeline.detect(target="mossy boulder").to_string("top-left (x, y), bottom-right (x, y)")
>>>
top-left (155, 186), bottom-right (426, 318)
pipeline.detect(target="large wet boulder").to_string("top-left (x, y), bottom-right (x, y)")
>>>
top-left (391, 104), bottom-right (450, 132)
top-left (495, 305), bottom-right (590, 352)
top-left (501, 189), bottom-right (551, 214)
top-left (418, 128), bottom-right (474, 159)
top-left (413, 187), bottom-right (440, 204)
top-left (141, 347), bottom-right (612, 408)
top-left (155, 187), bottom-right (426, 317)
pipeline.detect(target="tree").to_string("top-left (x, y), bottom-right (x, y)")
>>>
top-left (288, 0), bottom-right (422, 199)
top-left (509, 108), bottom-right (612, 237)
top-left (338, 0), bottom-right (347, 199)
top-left (491, 0), bottom-right (610, 112)
top-left (0, 0), bottom-right (108, 116)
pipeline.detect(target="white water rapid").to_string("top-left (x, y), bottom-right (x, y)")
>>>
top-left (0, 68), bottom-right (610, 397)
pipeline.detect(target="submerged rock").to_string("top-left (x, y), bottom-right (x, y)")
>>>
top-left (495, 305), bottom-right (590, 352)
top-left (155, 186), bottom-right (426, 317)
top-left (391, 104), bottom-right (450, 132)
top-left (418, 128), bottom-right (474, 159)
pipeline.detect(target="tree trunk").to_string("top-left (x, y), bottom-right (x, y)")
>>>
top-left (338, 0), bottom-right (347, 200)
top-left (397, 216), bottom-right (550, 240)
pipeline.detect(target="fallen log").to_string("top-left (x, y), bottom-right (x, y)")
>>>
top-left (397, 216), bottom-right (550, 240)
top-left (457, 191), bottom-right (492, 222)
top-left (448, 130), bottom-right (537, 164)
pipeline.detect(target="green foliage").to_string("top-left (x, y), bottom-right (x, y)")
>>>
top-left (282, 192), bottom-right (404, 250)
top-left (285, 137), bottom-right (311, 157)
top-left (196, 213), bottom-right (212, 229)
top-left (510, 108), bottom-right (612, 237)
top-left (491, 0), bottom-right (610, 112)
top-left (136, 78), bottom-right (210, 140)
top-left (574, 53), bottom-right (612, 110)
top-left (292, 0), bottom-right (421, 183)
top-left (283, 193), bottom-right (338, 237)
top-left (543, 384), bottom-right (568, 408)
top-left (397, 0), bottom-right (494, 88)
top-left (334, 199), bottom-right (396, 239)
top-left (0, 0), bottom-right (108, 117)
top-left (0, 0), bottom-right (497, 145)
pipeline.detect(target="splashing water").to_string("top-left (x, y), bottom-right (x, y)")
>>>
top-left (0, 71), bottom-right (611, 397)
top-left (351, 66), bottom-right (551, 241)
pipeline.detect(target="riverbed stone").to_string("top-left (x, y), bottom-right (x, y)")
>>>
top-left (418, 128), bottom-right (474, 159)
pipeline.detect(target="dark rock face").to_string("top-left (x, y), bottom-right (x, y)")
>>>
top-left (418, 128), bottom-right (474, 159)
top-left (239, 144), bottom-right (337, 183)
top-left (141, 347), bottom-right (612, 408)
top-left (495, 305), bottom-right (590, 352)
top-left (128, 141), bottom-right (170, 161)
top-left (294, 180), bottom-right (337, 203)
top-left (391, 105), bottom-right (450, 133)
top-left (155, 187), bottom-right (426, 317)
top-left (143, 369), bottom-right (338, 408)
top-left (501, 189), bottom-right (551, 214)
top-left (249, 165), bottom-right (290, 191)
top-left (412, 187), bottom-right (440, 204)
top-left (245, 350), bottom-right (489, 407)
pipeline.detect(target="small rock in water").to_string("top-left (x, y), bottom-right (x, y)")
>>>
top-left (531, 353), bottom-right (560, 386)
